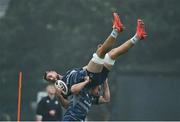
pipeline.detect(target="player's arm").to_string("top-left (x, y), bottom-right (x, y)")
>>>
top-left (98, 79), bottom-right (110, 104)
top-left (55, 88), bottom-right (69, 109)
top-left (70, 76), bottom-right (90, 94)
top-left (56, 94), bottom-right (69, 109)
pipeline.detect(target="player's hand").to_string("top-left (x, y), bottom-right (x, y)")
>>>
top-left (55, 87), bottom-right (63, 96)
top-left (84, 76), bottom-right (90, 83)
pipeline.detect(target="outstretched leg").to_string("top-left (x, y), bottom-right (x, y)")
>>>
top-left (104, 19), bottom-right (147, 70)
top-left (86, 13), bottom-right (124, 73)
top-left (96, 13), bottom-right (124, 58)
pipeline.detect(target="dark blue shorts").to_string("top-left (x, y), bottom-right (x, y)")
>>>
top-left (86, 66), bottom-right (109, 88)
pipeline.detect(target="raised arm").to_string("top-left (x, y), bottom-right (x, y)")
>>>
top-left (98, 79), bottom-right (110, 104)
top-left (70, 76), bottom-right (90, 94)
top-left (55, 88), bottom-right (69, 109)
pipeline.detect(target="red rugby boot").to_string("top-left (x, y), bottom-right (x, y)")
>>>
top-left (112, 12), bottom-right (124, 32)
top-left (136, 19), bottom-right (147, 40)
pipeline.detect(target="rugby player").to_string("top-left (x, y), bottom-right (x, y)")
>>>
top-left (55, 79), bottom-right (110, 121)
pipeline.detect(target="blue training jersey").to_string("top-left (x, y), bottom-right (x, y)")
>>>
top-left (63, 88), bottom-right (99, 121)
top-left (62, 68), bottom-right (87, 92)
top-left (61, 67), bottom-right (109, 96)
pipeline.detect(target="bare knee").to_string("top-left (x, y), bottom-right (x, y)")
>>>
top-left (108, 48), bottom-right (117, 60)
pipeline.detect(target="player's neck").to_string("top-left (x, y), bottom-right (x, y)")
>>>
top-left (49, 94), bottom-right (55, 100)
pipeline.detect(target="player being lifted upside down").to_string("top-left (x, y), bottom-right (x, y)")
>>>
top-left (44, 12), bottom-right (147, 121)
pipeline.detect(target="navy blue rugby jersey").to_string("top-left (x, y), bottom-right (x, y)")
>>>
top-left (63, 88), bottom-right (99, 121)
top-left (61, 68), bottom-right (87, 93)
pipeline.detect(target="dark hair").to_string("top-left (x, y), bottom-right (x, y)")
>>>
top-left (43, 71), bottom-right (58, 84)
top-left (43, 71), bottom-right (55, 83)
top-left (43, 71), bottom-right (49, 80)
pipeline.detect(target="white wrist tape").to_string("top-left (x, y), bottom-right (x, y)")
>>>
top-left (91, 53), bottom-right (104, 64)
top-left (104, 53), bottom-right (115, 65)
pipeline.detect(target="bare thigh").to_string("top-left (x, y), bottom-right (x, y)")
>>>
top-left (86, 60), bottom-right (104, 73)
top-left (103, 63), bottom-right (113, 70)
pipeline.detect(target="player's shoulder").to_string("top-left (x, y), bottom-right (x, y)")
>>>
top-left (41, 96), bottom-right (49, 101)
top-left (71, 67), bottom-right (82, 71)
top-left (66, 67), bottom-right (82, 73)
